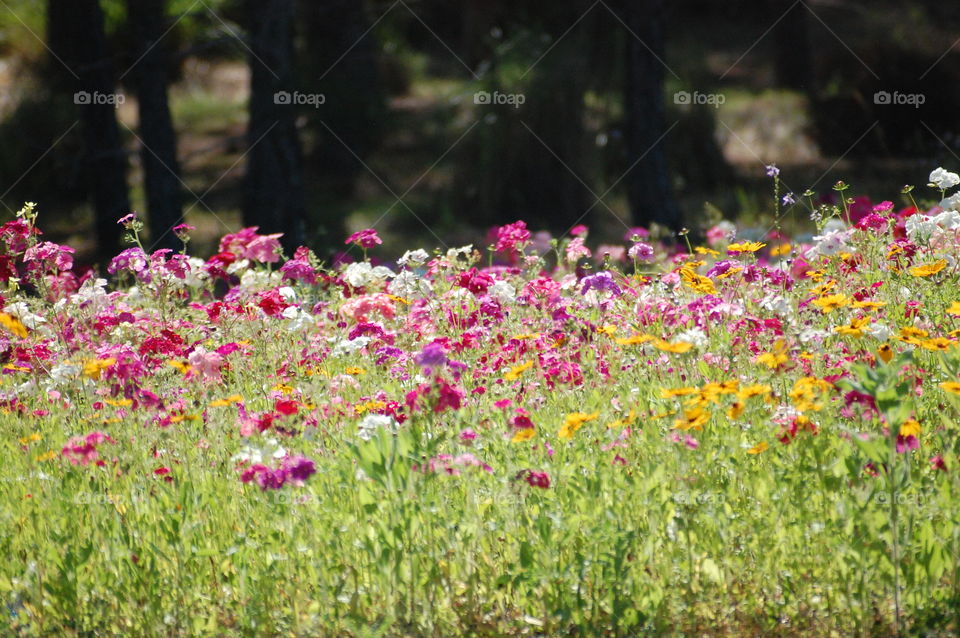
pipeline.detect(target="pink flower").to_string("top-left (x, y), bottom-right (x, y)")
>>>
top-left (565, 237), bottom-right (592, 262)
top-left (187, 347), bottom-right (223, 383)
top-left (244, 234), bottom-right (283, 263)
top-left (570, 225), bottom-right (588, 237)
top-left (62, 431), bottom-right (115, 466)
top-left (494, 221), bottom-right (531, 257)
top-left (345, 229), bottom-right (382, 249)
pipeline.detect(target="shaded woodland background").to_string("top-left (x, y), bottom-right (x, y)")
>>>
top-left (0, 0), bottom-right (958, 264)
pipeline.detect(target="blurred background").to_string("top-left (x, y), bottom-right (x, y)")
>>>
top-left (0, 0), bottom-right (958, 263)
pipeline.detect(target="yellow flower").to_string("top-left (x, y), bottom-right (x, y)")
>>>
top-left (272, 383), bottom-right (295, 394)
top-left (789, 377), bottom-right (832, 412)
top-left (757, 340), bottom-right (789, 369)
top-left (512, 333), bottom-right (540, 341)
top-left (504, 361), bottom-right (534, 381)
top-left (737, 384), bottom-right (772, 400)
top-left (166, 360), bottom-right (191, 375)
top-left (512, 429), bottom-right (536, 443)
top-left (877, 343), bottom-right (894, 363)
top-left (387, 294), bottom-right (411, 305)
top-left (558, 412), bottom-right (599, 439)
top-left (852, 300), bottom-right (886, 311)
top-left (673, 408), bottom-right (708, 431)
top-left (770, 243), bottom-right (791, 257)
top-left (210, 394), bottom-right (244, 407)
top-left (660, 386), bottom-right (698, 399)
top-left (727, 401), bottom-right (745, 420)
top-left (727, 241), bottom-right (766, 253)
top-left (899, 419), bottom-right (921, 438)
top-left (919, 338), bottom-right (955, 352)
top-left (947, 301), bottom-right (960, 317)
top-left (344, 366), bottom-right (366, 376)
top-left (680, 267), bottom-right (717, 295)
top-left (899, 326), bottom-right (929, 339)
top-left (104, 398), bottom-right (133, 407)
top-left (607, 410), bottom-right (637, 429)
top-left (0, 313), bottom-right (28, 339)
top-left (747, 441), bottom-right (769, 455)
top-left (716, 267), bottom-right (743, 280)
top-left (34, 450), bottom-right (57, 462)
top-left (805, 269), bottom-right (826, 282)
top-left (615, 334), bottom-right (655, 346)
top-left (834, 316), bottom-right (871, 337)
top-left (653, 339), bottom-right (693, 354)
top-left (811, 294), bottom-right (850, 313)
top-left (695, 246), bottom-right (719, 256)
top-left (940, 381), bottom-right (960, 395)
top-left (18, 432), bottom-right (41, 445)
top-left (595, 324), bottom-right (617, 336)
top-left (909, 259), bottom-right (947, 277)
top-left (83, 358), bottom-right (117, 380)
top-left (811, 280), bottom-right (837, 296)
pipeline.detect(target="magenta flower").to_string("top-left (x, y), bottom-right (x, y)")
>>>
top-left (525, 470), bottom-right (551, 489)
top-left (345, 228), bottom-right (382, 249)
top-left (62, 431), bottom-right (116, 466)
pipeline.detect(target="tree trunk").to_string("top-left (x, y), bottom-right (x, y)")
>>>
top-left (772, 0), bottom-right (813, 92)
top-left (47, 0), bottom-right (130, 263)
top-left (126, 0), bottom-right (183, 251)
top-left (243, 0), bottom-right (308, 254)
top-left (620, 0), bottom-right (681, 232)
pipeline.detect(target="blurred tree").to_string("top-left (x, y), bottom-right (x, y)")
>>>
top-left (47, 0), bottom-right (130, 261)
top-left (617, 0), bottom-right (681, 232)
top-left (126, 0), bottom-right (183, 251)
top-left (772, 0), bottom-right (813, 92)
top-left (243, 0), bottom-right (307, 253)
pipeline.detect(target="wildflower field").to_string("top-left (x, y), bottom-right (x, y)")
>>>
top-left (5, 169), bottom-right (960, 636)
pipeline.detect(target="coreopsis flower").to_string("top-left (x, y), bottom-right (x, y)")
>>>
top-left (909, 260), bottom-right (947, 277)
top-left (559, 412), bottom-right (599, 439)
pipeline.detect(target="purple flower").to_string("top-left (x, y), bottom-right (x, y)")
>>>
top-left (282, 456), bottom-right (317, 485)
top-left (580, 271), bottom-right (622, 297)
top-left (415, 342), bottom-right (448, 369)
top-left (345, 229), bottom-right (382, 249)
top-left (766, 165), bottom-right (780, 178)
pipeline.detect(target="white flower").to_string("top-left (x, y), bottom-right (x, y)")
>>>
top-left (864, 322), bottom-right (892, 341)
top-left (940, 194), bottom-right (960, 212)
top-left (332, 336), bottom-right (370, 357)
top-left (397, 249), bottom-right (430, 268)
top-left (389, 270), bottom-right (432, 298)
top-left (806, 229), bottom-right (851, 259)
top-left (358, 414), bottom-right (397, 441)
top-left (445, 245), bottom-right (473, 260)
top-left (489, 280), bottom-right (516, 304)
top-left (342, 262), bottom-right (394, 288)
top-left (930, 167), bottom-right (960, 190)
top-left (905, 214), bottom-right (936, 243)
top-left (758, 294), bottom-right (791, 315)
top-left (676, 328), bottom-right (707, 348)
top-left (278, 286), bottom-right (297, 302)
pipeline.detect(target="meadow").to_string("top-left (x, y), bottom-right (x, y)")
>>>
top-left (3, 168), bottom-right (960, 636)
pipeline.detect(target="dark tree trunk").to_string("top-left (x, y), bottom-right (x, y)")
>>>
top-left (126, 0), bottom-right (182, 251)
top-left (47, 0), bottom-right (130, 263)
top-left (300, 0), bottom-right (386, 184)
top-left (244, 0), bottom-right (308, 253)
top-left (619, 0), bottom-right (681, 232)
top-left (772, 0), bottom-right (813, 92)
